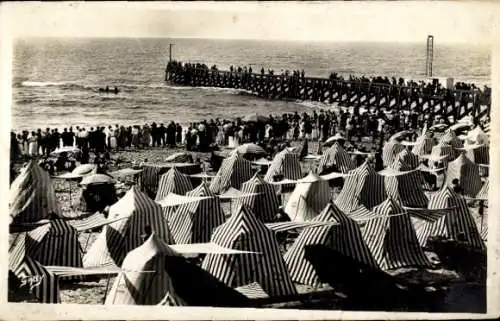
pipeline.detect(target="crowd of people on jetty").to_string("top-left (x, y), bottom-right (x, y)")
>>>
top-left (166, 61), bottom-right (491, 99)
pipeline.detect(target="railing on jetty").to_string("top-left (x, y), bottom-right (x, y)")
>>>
top-left (165, 64), bottom-right (491, 123)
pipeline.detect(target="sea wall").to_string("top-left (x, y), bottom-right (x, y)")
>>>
top-left (165, 64), bottom-right (491, 123)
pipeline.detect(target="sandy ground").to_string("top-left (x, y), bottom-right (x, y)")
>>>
top-left (13, 141), bottom-right (488, 310)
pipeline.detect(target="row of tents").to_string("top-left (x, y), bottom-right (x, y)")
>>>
top-left (8, 123), bottom-right (489, 305)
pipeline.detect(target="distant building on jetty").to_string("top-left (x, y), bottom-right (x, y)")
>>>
top-left (165, 61), bottom-right (491, 124)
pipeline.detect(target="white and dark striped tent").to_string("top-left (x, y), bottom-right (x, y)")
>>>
top-left (411, 135), bottom-right (435, 157)
top-left (427, 143), bottom-right (456, 164)
top-left (444, 152), bottom-right (482, 198)
top-left (83, 186), bottom-right (175, 268)
top-left (414, 186), bottom-right (485, 250)
top-left (382, 139), bottom-right (405, 168)
top-left (168, 182), bottom-right (225, 244)
top-left (201, 205), bottom-right (297, 298)
top-left (283, 202), bottom-right (377, 287)
top-left (234, 173), bottom-right (280, 223)
top-left (155, 167), bottom-right (194, 220)
top-left (9, 216), bottom-right (83, 281)
top-left (210, 153), bottom-right (254, 194)
top-left (317, 142), bottom-right (356, 174)
top-left (155, 167), bottom-right (194, 201)
top-left (476, 179), bottom-right (489, 200)
top-left (335, 161), bottom-right (387, 213)
top-left (264, 149), bottom-right (303, 184)
top-left (284, 172), bottom-right (331, 222)
top-left (385, 160), bottom-right (429, 208)
top-left (105, 233), bottom-right (183, 305)
top-left (392, 148), bottom-right (420, 170)
top-left (463, 144), bottom-right (489, 166)
top-left (439, 130), bottom-right (463, 157)
top-left (10, 161), bottom-right (64, 224)
top-left (354, 198), bottom-right (432, 270)
top-left (9, 253), bottom-right (61, 304)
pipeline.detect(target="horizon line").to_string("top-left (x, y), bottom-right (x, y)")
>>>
top-left (13, 35), bottom-right (490, 46)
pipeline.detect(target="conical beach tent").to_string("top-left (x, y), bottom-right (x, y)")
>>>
top-left (284, 202), bottom-right (377, 287)
top-left (264, 149), bottom-right (303, 183)
top-left (155, 167), bottom-right (193, 201)
top-left (284, 172), bottom-right (331, 222)
top-left (414, 186), bottom-right (485, 250)
top-left (356, 198), bottom-right (432, 270)
top-left (210, 153), bottom-right (253, 194)
top-left (382, 139), bottom-right (405, 168)
top-left (444, 152), bottom-right (482, 198)
top-left (201, 205), bottom-right (297, 298)
top-left (169, 182), bottom-right (225, 244)
top-left (106, 233), bottom-right (250, 306)
top-left (385, 160), bottom-right (428, 208)
top-left (335, 161), bottom-right (387, 213)
top-left (10, 161), bottom-right (63, 224)
top-left (234, 173), bottom-right (280, 223)
top-left (83, 186), bottom-right (174, 267)
top-left (464, 144), bottom-right (489, 165)
top-left (412, 135), bottom-right (435, 157)
top-left (317, 142), bottom-right (356, 174)
top-left (392, 148), bottom-right (419, 170)
top-left (9, 215), bottom-right (83, 281)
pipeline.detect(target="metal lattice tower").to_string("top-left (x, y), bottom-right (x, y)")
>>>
top-left (426, 35), bottom-right (434, 77)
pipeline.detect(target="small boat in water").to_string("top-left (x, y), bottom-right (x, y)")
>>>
top-left (98, 86), bottom-right (120, 94)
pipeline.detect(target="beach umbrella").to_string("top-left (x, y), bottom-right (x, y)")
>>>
top-left (165, 152), bottom-right (194, 163)
top-left (323, 133), bottom-right (346, 147)
top-left (389, 130), bottom-right (412, 141)
top-left (235, 143), bottom-right (266, 157)
top-left (429, 124), bottom-right (448, 131)
top-left (108, 168), bottom-right (143, 179)
top-left (80, 174), bottom-right (116, 186)
top-left (50, 146), bottom-right (81, 156)
top-left (243, 113), bottom-right (268, 123)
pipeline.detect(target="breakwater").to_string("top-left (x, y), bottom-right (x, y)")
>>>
top-left (165, 63), bottom-right (491, 123)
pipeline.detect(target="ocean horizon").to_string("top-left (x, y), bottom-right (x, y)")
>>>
top-left (12, 37), bottom-right (491, 132)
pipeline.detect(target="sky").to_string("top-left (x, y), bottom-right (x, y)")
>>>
top-left (2, 1), bottom-right (499, 44)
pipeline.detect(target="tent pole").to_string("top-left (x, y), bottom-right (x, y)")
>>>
top-left (102, 274), bottom-right (111, 304)
top-left (84, 233), bottom-right (91, 252)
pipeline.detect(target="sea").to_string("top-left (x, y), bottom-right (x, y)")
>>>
top-left (12, 37), bottom-right (491, 132)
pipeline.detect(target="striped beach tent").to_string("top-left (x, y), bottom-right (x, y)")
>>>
top-left (264, 149), bottom-right (303, 184)
top-left (9, 216), bottom-right (83, 281)
top-left (234, 173), bottom-right (280, 223)
top-left (201, 205), bottom-right (297, 298)
top-left (444, 152), bottom-right (482, 198)
top-left (155, 167), bottom-right (194, 221)
top-left (9, 253), bottom-right (61, 303)
top-left (439, 130), bottom-right (463, 157)
top-left (83, 186), bottom-right (174, 268)
top-left (283, 202), bottom-right (377, 287)
top-left (412, 135), bottom-right (435, 157)
top-left (317, 142), bottom-right (356, 174)
top-left (385, 160), bottom-right (428, 208)
top-left (168, 182), bottom-right (225, 244)
top-left (393, 148), bottom-right (420, 170)
top-left (284, 172), bottom-right (331, 222)
top-left (107, 233), bottom-right (250, 307)
top-left (155, 167), bottom-right (194, 201)
top-left (476, 179), bottom-right (488, 200)
top-left (335, 161), bottom-right (387, 213)
top-left (382, 139), bottom-right (405, 168)
top-left (210, 153), bottom-right (254, 194)
top-left (414, 186), bottom-right (485, 250)
top-left (427, 142), bottom-right (455, 164)
top-left (463, 144), bottom-right (489, 166)
top-left (10, 161), bottom-right (63, 224)
top-left (358, 198), bottom-right (432, 270)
